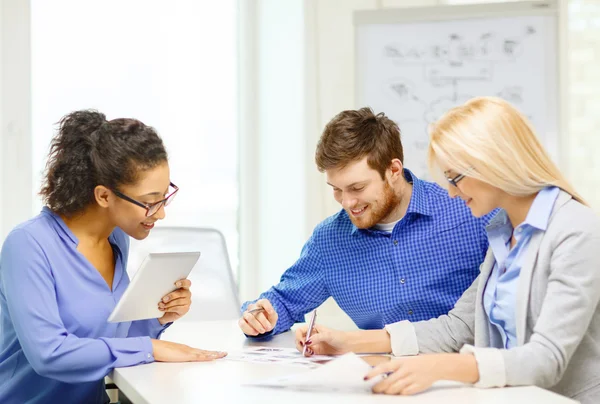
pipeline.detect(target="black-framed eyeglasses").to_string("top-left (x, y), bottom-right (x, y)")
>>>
top-left (445, 168), bottom-right (473, 188)
top-left (112, 182), bottom-right (179, 217)
top-left (446, 173), bottom-right (467, 188)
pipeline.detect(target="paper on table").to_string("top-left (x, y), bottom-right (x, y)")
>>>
top-left (224, 347), bottom-right (334, 368)
top-left (245, 352), bottom-right (385, 393)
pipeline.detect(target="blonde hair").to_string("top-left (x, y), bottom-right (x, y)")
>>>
top-left (427, 96), bottom-right (585, 204)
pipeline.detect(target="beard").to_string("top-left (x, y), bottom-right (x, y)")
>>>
top-left (347, 181), bottom-right (401, 229)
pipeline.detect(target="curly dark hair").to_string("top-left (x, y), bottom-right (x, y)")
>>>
top-left (315, 107), bottom-right (403, 179)
top-left (40, 109), bottom-right (168, 217)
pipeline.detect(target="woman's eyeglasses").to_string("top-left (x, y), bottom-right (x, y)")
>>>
top-left (112, 182), bottom-right (179, 217)
top-left (445, 168), bottom-right (473, 188)
top-left (446, 173), bottom-right (467, 188)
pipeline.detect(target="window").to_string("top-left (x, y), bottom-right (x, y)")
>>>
top-left (31, 0), bottom-right (240, 275)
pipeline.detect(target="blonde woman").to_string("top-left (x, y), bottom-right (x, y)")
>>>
top-left (294, 97), bottom-right (600, 403)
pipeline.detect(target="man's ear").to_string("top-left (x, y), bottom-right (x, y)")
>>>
top-left (388, 159), bottom-right (404, 181)
top-left (94, 185), bottom-right (112, 208)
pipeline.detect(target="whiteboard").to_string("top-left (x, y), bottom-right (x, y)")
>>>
top-left (355, 1), bottom-right (561, 180)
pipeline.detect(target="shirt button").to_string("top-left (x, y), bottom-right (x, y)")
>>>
top-left (147, 353), bottom-right (152, 359)
top-left (408, 310), bottom-right (413, 315)
top-left (393, 240), bottom-right (398, 246)
top-left (400, 278), bottom-right (406, 284)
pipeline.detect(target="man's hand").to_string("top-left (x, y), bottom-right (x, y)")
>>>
top-left (238, 299), bottom-right (278, 336)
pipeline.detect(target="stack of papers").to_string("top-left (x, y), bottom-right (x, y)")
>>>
top-left (245, 353), bottom-right (385, 393)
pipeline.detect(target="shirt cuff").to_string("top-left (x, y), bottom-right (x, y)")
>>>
top-left (156, 319), bottom-right (172, 339)
top-left (141, 336), bottom-right (155, 363)
top-left (244, 329), bottom-right (275, 339)
top-left (459, 344), bottom-right (506, 388)
top-left (384, 320), bottom-right (419, 356)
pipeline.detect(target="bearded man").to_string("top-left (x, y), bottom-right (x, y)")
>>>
top-left (238, 107), bottom-right (492, 338)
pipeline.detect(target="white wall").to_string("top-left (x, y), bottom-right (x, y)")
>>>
top-left (0, 0), bottom-right (31, 241)
top-left (567, 0), bottom-right (600, 209)
top-left (256, 0), bottom-right (308, 295)
top-left (238, 0), bottom-right (310, 302)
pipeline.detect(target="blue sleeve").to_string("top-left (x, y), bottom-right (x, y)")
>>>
top-left (128, 319), bottom-right (171, 339)
top-left (0, 229), bottom-right (155, 383)
top-left (241, 232), bottom-right (329, 335)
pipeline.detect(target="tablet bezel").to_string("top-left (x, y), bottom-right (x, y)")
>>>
top-left (107, 251), bottom-right (201, 323)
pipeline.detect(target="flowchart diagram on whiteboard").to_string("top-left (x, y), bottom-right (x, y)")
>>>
top-left (356, 3), bottom-right (559, 179)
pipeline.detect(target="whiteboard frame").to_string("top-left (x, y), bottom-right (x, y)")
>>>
top-left (354, 0), bottom-right (566, 169)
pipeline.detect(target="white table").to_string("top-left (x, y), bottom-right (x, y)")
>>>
top-left (111, 320), bottom-right (576, 404)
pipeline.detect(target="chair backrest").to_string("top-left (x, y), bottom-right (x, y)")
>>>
top-left (128, 226), bottom-right (240, 321)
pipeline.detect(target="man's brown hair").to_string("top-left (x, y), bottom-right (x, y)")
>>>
top-left (315, 107), bottom-right (403, 179)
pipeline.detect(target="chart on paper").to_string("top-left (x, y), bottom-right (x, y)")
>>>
top-left (224, 347), bottom-right (334, 368)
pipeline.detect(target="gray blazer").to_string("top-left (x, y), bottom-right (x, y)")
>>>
top-left (386, 191), bottom-right (600, 403)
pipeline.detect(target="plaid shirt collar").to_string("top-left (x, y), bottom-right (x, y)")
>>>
top-left (351, 169), bottom-right (433, 235)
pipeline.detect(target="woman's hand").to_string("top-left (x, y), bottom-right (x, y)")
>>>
top-left (158, 279), bottom-right (192, 325)
top-left (151, 339), bottom-right (227, 362)
top-left (365, 354), bottom-right (444, 395)
top-left (364, 353), bottom-right (478, 395)
top-left (294, 324), bottom-right (352, 356)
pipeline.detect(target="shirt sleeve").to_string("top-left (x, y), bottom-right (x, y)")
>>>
top-left (241, 232), bottom-right (329, 335)
top-left (0, 229), bottom-right (155, 384)
top-left (127, 318), bottom-right (171, 339)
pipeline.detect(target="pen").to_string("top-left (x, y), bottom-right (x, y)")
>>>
top-left (302, 310), bottom-right (317, 356)
top-left (247, 307), bottom-right (265, 314)
top-left (363, 369), bottom-right (394, 382)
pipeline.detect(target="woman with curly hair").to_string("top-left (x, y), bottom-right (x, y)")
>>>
top-left (0, 110), bottom-right (226, 404)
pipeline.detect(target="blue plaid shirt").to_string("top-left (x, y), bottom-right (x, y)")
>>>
top-left (242, 170), bottom-right (492, 335)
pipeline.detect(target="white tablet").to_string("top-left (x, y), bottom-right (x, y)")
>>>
top-left (108, 251), bottom-right (201, 323)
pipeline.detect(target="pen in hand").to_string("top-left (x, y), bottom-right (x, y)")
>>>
top-left (241, 299), bottom-right (279, 336)
top-left (302, 310), bottom-right (317, 356)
